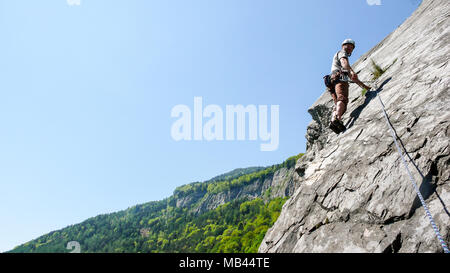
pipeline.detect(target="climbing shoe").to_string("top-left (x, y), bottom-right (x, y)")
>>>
top-left (332, 118), bottom-right (346, 132)
top-left (329, 121), bottom-right (342, 134)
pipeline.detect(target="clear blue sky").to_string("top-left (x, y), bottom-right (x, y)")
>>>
top-left (0, 0), bottom-right (420, 252)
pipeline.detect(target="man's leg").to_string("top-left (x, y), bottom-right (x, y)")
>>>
top-left (329, 89), bottom-right (338, 121)
top-left (336, 101), bottom-right (346, 120)
top-left (328, 91), bottom-right (342, 134)
top-left (335, 82), bottom-right (349, 120)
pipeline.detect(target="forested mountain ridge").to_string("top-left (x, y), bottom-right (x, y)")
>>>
top-left (8, 153), bottom-right (303, 253)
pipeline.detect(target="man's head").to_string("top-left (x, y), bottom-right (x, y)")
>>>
top-left (341, 39), bottom-right (356, 55)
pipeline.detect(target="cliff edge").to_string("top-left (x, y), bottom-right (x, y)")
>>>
top-left (260, 0), bottom-right (450, 253)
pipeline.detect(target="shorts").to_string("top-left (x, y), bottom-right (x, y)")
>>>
top-left (330, 82), bottom-right (349, 105)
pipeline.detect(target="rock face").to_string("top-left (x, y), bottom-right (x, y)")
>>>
top-left (175, 166), bottom-right (297, 214)
top-left (260, 0), bottom-right (450, 253)
top-left (192, 167), bottom-right (297, 214)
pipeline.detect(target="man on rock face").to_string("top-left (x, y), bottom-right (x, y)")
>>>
top-left (328, 39), bottom-right (372, 133)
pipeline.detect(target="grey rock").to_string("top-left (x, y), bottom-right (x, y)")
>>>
top-left (176, 167), bottom-right (296, 214)
top-left (260, 0), bottom-right (450, 253)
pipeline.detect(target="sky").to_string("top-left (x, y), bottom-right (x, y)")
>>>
top-left (0, 0), bottom-right (421, 252)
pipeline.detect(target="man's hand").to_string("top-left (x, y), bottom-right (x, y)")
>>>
top-left (350, 71), bottom-right (358, 81)
top-left (341, 57), bottom-right (371, 90)
top-left (353, 77), bottom-right (371, 90)
top-left (360, 83), bottom-right (371, 91)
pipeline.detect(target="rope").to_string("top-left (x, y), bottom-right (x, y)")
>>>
top-left (375, 89), bottom-right (449, 253)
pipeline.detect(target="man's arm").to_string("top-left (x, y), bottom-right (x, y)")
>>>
top-left (340, 57), bottom-right (354, 74)
top-left (352, 77), bottom-right (372, 90)
top-left (340, 57), bottom-right (371, 90)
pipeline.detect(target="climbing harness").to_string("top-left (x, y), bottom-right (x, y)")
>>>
top-left (339, 71), bottom-right (351, 83)
top-left (376, 89), bottom-right (450, 253)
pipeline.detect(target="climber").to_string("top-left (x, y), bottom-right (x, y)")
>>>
top-left (327, 39), bottom-right (372, 133)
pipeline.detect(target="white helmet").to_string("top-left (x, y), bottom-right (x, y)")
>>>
top-left (342, 38), bottom-right (356, 48)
